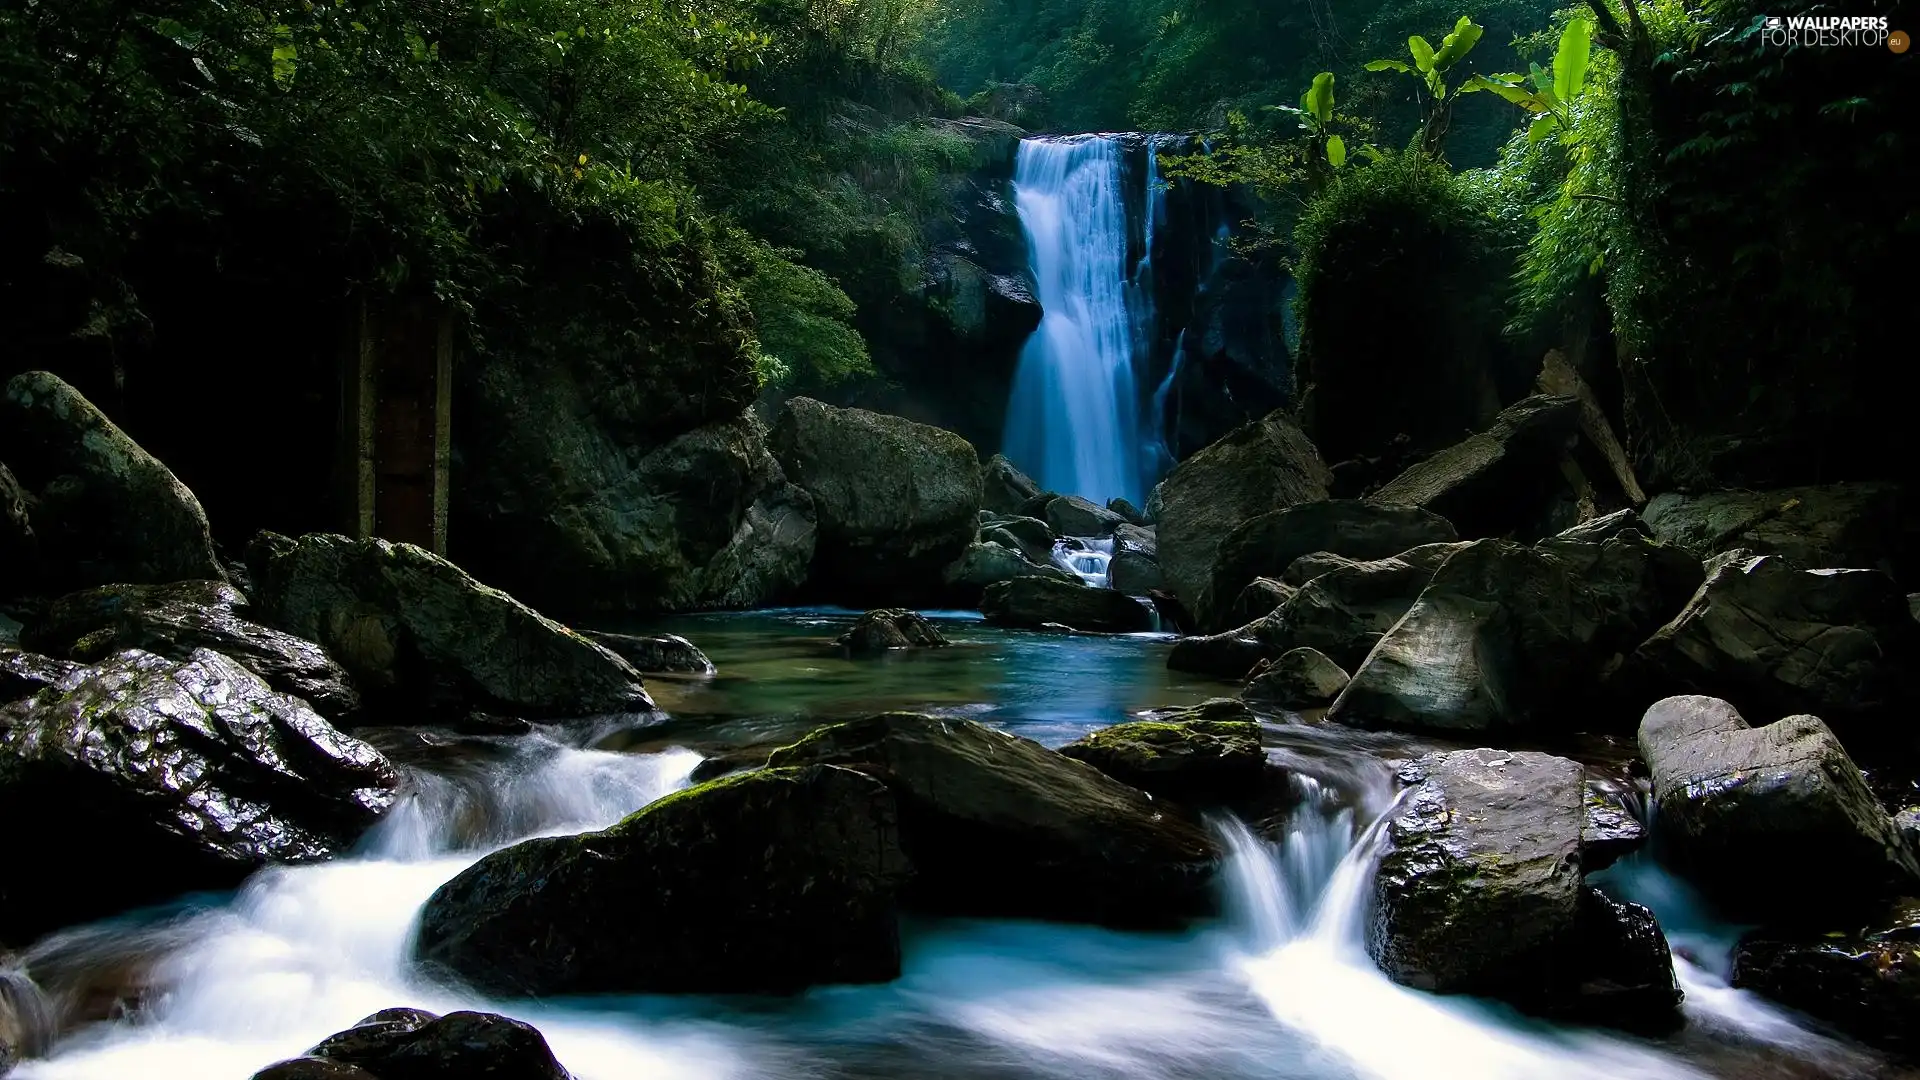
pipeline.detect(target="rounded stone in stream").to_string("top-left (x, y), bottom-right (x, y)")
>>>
top-left (1055, 699), bottom-right (1264, 802)
top-left (251, 1060), bottom-right (381, 1080)
top-left (294, 1008), bottom-right (573, 1080)
top-left (415, 765), bottom-right (908, 997)
top-left (766, 713), bottom-right (1220, 928)
top-left (835, 609), bottom-right (951, 653)
top-left (0, 648), bottom-right (400, 939)
top-left (1241, 647), bottom-right (1349, 710)
top-left (981, 577), bottom-right (1155, 634)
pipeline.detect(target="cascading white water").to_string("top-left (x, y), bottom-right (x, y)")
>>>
top-left (1050, 537), bottom-right (1114, 589)
top-left (1001, 136), bottom-right (1145, 508)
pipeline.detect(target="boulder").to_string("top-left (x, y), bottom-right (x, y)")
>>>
top-left (245, 532), bottom-right (654, 721)
top-left (1241, 648), bottom-right (1349, 709)
top-left (1265, 543), bottom-right (1466, 671)
top-left (268, 1008), bottom-right (574, 1080)
top-left (1637, 695), bottom-right (1919, 920)
top-left (0, 649), bottom-right (400, 939)
top-left (1731, 902), bottom-right (1920, 1057)
top-left (1331, 533), bottom-right (1698, 733)
top-left (1113, 522), bottom-right (1157, 557)
top-left (0, 371), bottom-right (223, 591)
top-left (981, 578), bottom-right (1155, 634)
top-left (0, 463), bottom-right (34, 599)
top-left (982, 454), bottom-right (1041, 515)
top-left (1624, 553), bottom-right (1916, 731)
top-left (1042, 495), bottom-right (1124, 538)
top-left (1166, 629), bottom-right (1273, 679)
top-left (20, 581), bottom-right (361, 723)
top-left (771, 398), bottom-right (983, 605)
top-left (0, 649), bottom-right (80, 705)
top-left (942, 542), bottom-right (1076, 602)
top-left (1368, 748), bottom-right (1679, 1026)
top-left (415, 765), bottom-right (907, 996)
top-left (1055, 699), bottom-right (1265, 802)
top-left (765, 714), bottom-right (1220, 927)
top-left (1198, 501), bottom-right (1457, 631)
top-left (579, 631), bottom-right (714, 675)
top-left (1108, 549), bottom-right (1164, 596)
top-left (1155, 410), bottom-right (1332, 616)
top-left (1107, 497), bottom-right (1146, 525)
top-left (1642, 482), bottom-right (1911, 578)
top-left (1223, 578), bottom-right (1294, 629)
top-left (981, 514), bottom-right (1057, 564)
top-left (836, 609), bottom-right (951, 653)
top-left (1368, 395), bottom-right (1585, 541)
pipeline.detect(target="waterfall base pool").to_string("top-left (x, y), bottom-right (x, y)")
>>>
top-left (9, 609), bottom-right (1915, 1080)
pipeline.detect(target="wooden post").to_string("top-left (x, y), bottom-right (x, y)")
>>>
top-left (341, 296), bottom-right (453, 555)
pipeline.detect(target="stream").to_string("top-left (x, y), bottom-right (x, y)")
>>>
top-left (12, 609), bottom-right (1912, 1080)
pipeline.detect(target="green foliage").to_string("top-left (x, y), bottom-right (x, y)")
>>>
top-left (1365, 16), bottom-right (1488, 153)
top-left (722, 230), bottom-right (874, 390)
top-left (1459, 16), bottom-right (1593, 145)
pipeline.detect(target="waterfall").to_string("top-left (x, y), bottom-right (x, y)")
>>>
top-left (1001, 136), bottom-right (1145, 508)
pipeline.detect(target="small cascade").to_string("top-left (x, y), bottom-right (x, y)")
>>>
top-left (1001, 136), bottom-right (1145, 508)
top-left (1050, 536), bottom-right (1114, 589)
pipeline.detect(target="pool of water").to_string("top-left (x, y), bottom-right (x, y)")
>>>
top-left (8, 608), bottom-right (1913, 1080)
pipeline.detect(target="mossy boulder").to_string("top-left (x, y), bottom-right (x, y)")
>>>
top-left (0, 371), bottom-right (223, 592)
top-left (0, 648), bottom-right (80, 705)
top-left (414, 765), bottom-right (908, 997)
top-left (245, 532), bottom-right (653, 721)
top-left (0, 648), bottom-right (399, 939)
top-left (772, 397), bottom-right (984, 605)
top-left (1155, 411), bottom-right (1332, 617)
top-left (766, 713), bottom-right (1220, 927)
top-left (981, 577), bottom-right (1155, 634)
top-left (1056, 700), bottom-right (1264, 802)
top-left (21, 580), bottom-right (361, 723)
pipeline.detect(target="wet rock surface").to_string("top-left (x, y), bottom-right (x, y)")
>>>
top-left (1056, 699), bottom-right (1265, 802)
top-left (0, 648), bottom-right (80, 705)
top-left (981, 577), bottom-right (1156, 634)
top-left (942, 541), bottom-right (1077, 601)
top-left (258, 1007), bottom-right (574, 1079)
top-left (982, 454), bottom-right (1042, 515)
top-left (0, 648), bottom-right (400, 939)
top-left (1241, 648), bottom-right (1350, 710)
top-left (1638, 695), bottom-right (1918, 921)
top-left (1368, 394), bottom-right (1585, 541)
top-left (766, 713), bottom-right (1220, 927)
top-left (771, 397), bottom-right (983, 605)
top-left (836, 609), bottom-right (952, 653)
top-left (1198, 501), bottom-right (1456, 631)
top-left (1155, 410), bottom-right (1332, 617)
top-left (20, 580), bottom-right (361, 722)
top-left (246, 532), bottom-right (654, 721)
top-left (0, 371), bottom-right (224, 591)
top-left (578, 631), bottom-right (714, 675)
top-left (1731, 901), bottom-right (1920, 1057)
top-left (416, 765), bottom-right (907, 996)
top-left (1041, 494), bottom-right (1124, 538)
top-left (1642, 482), bottom-right (1912, 578)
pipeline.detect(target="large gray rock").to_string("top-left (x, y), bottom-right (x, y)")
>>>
top-left (1242, 647), bottom-right (1350, 709)
top-left (1624, 553), bottom-right (1916, 729)
top-left (1042, 495), bottom-right (1125, 538)
top-left (245, 532), bottom-right (654, 721)
top-left (1198, 501), bottom-right (1456, 631)
top-left (258, 1008), bottom-right (574, 1080)
top-left (21, 581), bottom-right (361, 723)
top-left (579, 631), bottom-right (713, 675)
top-left (1642, 482), bottom-right (1910, 577)
top-left (981, 514), bottom-right (1057, 564)
top-left (982, 454), bottom-right (1041, 516)
top-left (1222, 578), bottom-right (1294, 629)
top-left (0, 371), bottom-right (223, 591)
top-left (1369, 749), bottom-right (1679, 1027)
top-left (1264, 542), bottom-right (1467, 671)
top-left (1055, 699), bottom-right (1265, 802)
top-left (941, 541), bottom-right (1077, 602)
top-left (981, 577), bottom-right (1155, 634)
top-left (0, 649), bottom-right (81, 706)
top-left (1108, 549), bottom-right (1164, 596)
top-left (417, 765), bottom-right (907, 997)
top-left (1638, 695), bottom-right (1919, 919)
top-left (0, 649), bottom-right (400, 939)
top-left (1331, 533), bottom-right (1698, 734)
top-left (836, 609), bottom-right (951, 653)
top-left (458, 404), bottom-right (814, 614)
top-left (772, 398), bottom-right (983, 604)
top-left (1369, 395), bottom-right (1585, 541)
top-left (766, 714), bottom-right (1220, 927)
top-left (1156, 411), bottom-right (1332, 616)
